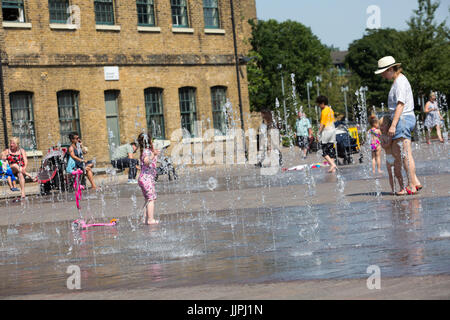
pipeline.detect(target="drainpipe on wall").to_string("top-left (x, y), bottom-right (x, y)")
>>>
top-left (229, 0), bottom-right (247, 157)
top-left (0, 49), bottom-right (8, 149)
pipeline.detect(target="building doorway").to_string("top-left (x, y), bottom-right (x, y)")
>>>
top-left (104, 90), bottom-right (121, 159)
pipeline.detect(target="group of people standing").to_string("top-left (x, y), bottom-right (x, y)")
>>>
top-left (367, 55), bottom-right (424, 195)
top-left (0, 56), bottom-right (443, 222)
top-left (0, 130), bottom-right (160, 226)
top-left (295, 55), bottom-right (443, 196)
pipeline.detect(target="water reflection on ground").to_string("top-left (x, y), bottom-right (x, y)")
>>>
top-left (116, 159), bottom-right (450, 197)
top-left (1, 196), bottom-right (449, 296)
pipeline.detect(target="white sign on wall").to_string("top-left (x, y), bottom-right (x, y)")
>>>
top-left (104, 66), bottom-right (119, 81)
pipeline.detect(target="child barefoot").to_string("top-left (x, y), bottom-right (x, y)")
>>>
top-left (380, 117), bottom-right (403, 195)
top-left (0, 160), bottom-right (18, 190)
top-left (137, 132), bottom-right (160, 225)
top-left (368, 116), bottom-right (383, 174)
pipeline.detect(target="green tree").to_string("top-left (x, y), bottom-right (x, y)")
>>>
top-left (345, 28), bottom-right (409, 107)
top-left (404, 0), bottom-right (450, 97)
top-left (248, 19), bottom-right (331, 113)
top-left (246, 51), bottom-right (272, 111)
top-left (345, 0), bottom-right (449, 107)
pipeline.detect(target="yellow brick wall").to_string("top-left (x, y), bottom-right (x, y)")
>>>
top-left (0, 0), bottom-right (257, 164)
top-left (2, 0), bottom-right (255, 59)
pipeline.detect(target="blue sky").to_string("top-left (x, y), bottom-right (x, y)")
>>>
top-left (255, 0), bottom-right (450, 50)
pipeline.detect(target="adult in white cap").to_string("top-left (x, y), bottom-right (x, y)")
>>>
top-left (375, 56), bottom-right (422, 195)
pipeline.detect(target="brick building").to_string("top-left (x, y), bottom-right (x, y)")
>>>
top-left (0, 0), bottom-right (257, 165)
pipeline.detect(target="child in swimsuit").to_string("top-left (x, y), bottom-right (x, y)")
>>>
top-left (380, 117), bottom-right (403, 195)
top-left (0, 159), bottom-right (17, 190)
top-left (368, 116), bottom-right (383, 174)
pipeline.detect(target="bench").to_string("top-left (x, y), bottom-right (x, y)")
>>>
top-left (24, 150), bottom-right (44, 183)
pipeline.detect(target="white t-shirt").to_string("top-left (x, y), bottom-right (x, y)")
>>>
top-left (388, 74), bottom-right (415, 117)
top-left (260, 122), bottom-right (267, 134)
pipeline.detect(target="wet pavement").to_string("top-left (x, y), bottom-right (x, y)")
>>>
top-left (1, 196), bottom-right (450, 297)
top-left (0, 142), bottom-right (449, 298)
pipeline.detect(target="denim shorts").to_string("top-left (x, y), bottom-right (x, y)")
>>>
top-left (393, 114), bottom-right (416, 140)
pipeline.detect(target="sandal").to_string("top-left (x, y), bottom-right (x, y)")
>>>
top-left (416, 185), bottom-right (423, 191)
top-left (395, 188), bottom-right (408, 196)
top-left (405, 187), bottom-right (417, 195)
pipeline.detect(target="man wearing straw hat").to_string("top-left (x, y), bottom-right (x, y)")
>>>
top-left (375, 56), bottom-right (422, 195)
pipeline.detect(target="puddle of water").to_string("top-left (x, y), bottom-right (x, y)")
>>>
top-left (116, 159), bottom-right (450, 196)
top-left (0, 196), bottom-right (449, 296)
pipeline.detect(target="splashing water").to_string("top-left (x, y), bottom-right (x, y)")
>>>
top-left (0, 82), bottom-right (449, 297)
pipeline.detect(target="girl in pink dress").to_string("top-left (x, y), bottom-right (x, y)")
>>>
top-left (137, 132), bottom-right (160, 225)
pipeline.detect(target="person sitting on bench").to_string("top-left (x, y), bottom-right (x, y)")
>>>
top-left (66, 133), bottom-right (97, 191)
top-left (111, 142), bottom-right (139, 184)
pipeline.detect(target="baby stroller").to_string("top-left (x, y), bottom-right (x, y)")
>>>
top-left (38, 147), bottom-right (68, 195)
top-left (155, 143), bottom-right (178, 182)
top-left (335, 122), bottom-right (359, 165)
top-left (37, 147), bottom-right (85, 195)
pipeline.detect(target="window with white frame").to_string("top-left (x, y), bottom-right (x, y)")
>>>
top-left (2, 0), bottom-right (25, 22)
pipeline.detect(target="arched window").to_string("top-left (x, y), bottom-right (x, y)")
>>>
top-left (144, 88), bottom-right (165, 139)
top-left (211, 86), bottom-right (228, 135)
top-left (57, 90), bottom-right (80, 146)
top-left (179, 87), bottom-right (197, 137)
top-left (9, 91), bottom-right (36, 150)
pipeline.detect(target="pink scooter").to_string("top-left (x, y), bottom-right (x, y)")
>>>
top-left (73, 218), bottom-right (118, 230)
top-left (71, 169), bottom-right (118, 230)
